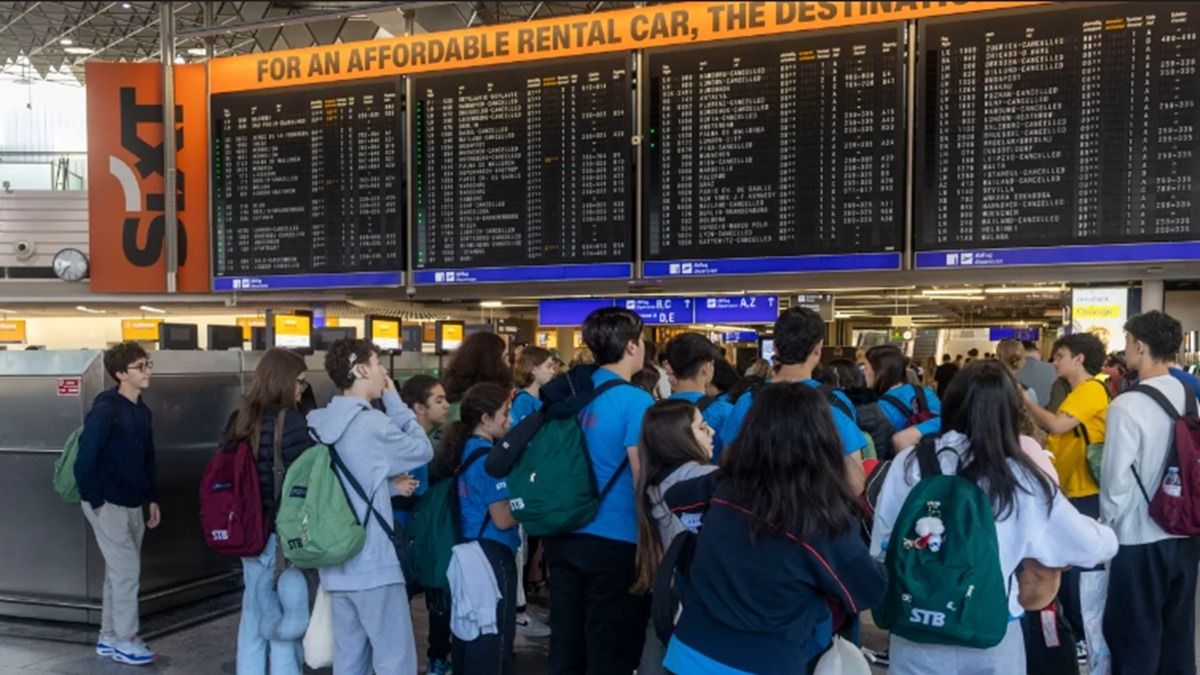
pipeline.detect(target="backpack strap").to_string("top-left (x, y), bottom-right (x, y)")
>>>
top-left (1125, 383), bottom-right (1196, 505)
top-left (817, 384), bottom-right (854, 420)
top-left (879, 393), bottom-right (915, 420)
top-left (330, 446), bottom-right (395, 540)
top-left (914, 437), bottom-right (942, 478)
top-left (455, 446), bottom-right (493, 541)
top-left (912, 385), bottom-right (931, 414)
top-left (272, 410), bottom-right (287, 579)
top-left (1072, 378), bottom-right (1113, 446)
top-left (696, 395), bottom-right (717, 412)
top-left (652, 529), bottom-right (697, 645)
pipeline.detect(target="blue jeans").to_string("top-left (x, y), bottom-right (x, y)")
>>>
top-left (237, 534), bottom-right (303, 675)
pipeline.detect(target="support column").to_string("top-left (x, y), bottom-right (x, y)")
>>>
top-left (160, 2), bottom-right (178, 293)
top-left (1142, 279), bottom-right (1165, 313)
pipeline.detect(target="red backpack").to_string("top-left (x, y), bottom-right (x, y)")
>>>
top-left (1129, 384), bottom-right (1200, 536)
top-left (199, 439), bottom-right (267, 556)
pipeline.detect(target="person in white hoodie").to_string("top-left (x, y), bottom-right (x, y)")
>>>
top-left (1101, 310), bottom-right (1200, 675)
top-left (307, 339), bottom-right (433, 675)
top-left (871, 360), bottom-right (1118, 674)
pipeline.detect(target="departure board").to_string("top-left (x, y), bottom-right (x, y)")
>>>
top-left (211, 78), bottom-right (404, 291)
top-left (642, 27), bottom-right (905, 278)
top-left (412, 54), bottom-right (634, 285)
top-left (915, 2), bottom-right (1200, 269)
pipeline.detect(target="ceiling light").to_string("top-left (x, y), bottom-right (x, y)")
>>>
top-left (76, 305), bottom-right (106, 314)
top-left (63, 46), bottom-right (96, 55)
top-left (139, 305), bottom-right (167, 314)
top-left (983, 286), bottom-right (1065, 295)
top-left (186, 47), bottom-right (208, 56)
top-left (173, 55), bottom-right (185, 64)
top-left (479, 301), bottom-right (503, 308)
top-left (922, 288), bottom-right (983, 296)
top-left (122, 2), bottom-right (131, 7)
top-left (60, 39), bottom-right (73, 46)
top-left (926, 295), bottom-right (986, 302)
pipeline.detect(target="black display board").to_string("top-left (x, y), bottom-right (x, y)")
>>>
top-left (411, 54), bottom-right (634, 285)
top-left (642, 26), bottom-right (905, 278)
top-left (915, 2), bottom-right (1200, 268)
top-left (211, 77), bottom-right (405, 290)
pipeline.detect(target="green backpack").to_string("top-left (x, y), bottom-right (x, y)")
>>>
top-left (276, 443), bottom-right (367, 569)
top-left (875, 439), bottom-right (1009, 649)
top-left (503, 379), bottom-right (632, 537)
top-left (407, 446), bottom-right (490, 590)
top-left (52, 426), bottom-right (85, 503)
top-left (1076, 379), bottom-right (1113, 482)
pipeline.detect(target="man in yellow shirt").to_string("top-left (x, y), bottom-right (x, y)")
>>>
top-left (1027, 332), bottom-right (1111, 672)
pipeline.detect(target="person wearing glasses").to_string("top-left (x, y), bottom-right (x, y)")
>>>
top-left (75, 342), bottom-right (161, 666)
top-left (222, 348), bottom-right (314, 675)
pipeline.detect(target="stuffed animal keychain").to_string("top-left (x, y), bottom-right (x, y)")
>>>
top-left (904, 501), bottom-right (946, 552)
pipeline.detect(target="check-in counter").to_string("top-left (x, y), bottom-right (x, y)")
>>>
top-left (0, 348), bottom-right (441, 624)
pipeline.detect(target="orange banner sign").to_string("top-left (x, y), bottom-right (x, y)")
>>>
top-left (0, 320), bottom-right (27, 344)
top-left (211, 1), bottom-right (1043, 93)
top-left (121, 319), bottom-right (162, 342)
top-left (86, 62), bottom-right (210, 292)
top-left (237, 316), bottom-right (266, 340)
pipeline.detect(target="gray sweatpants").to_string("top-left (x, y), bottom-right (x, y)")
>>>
top-left (888, 619), bottom-right (1025, 675)
top-left (331, 583), bottom-right (416, 675)
top-left (81, 503), bottom-right (145, 640)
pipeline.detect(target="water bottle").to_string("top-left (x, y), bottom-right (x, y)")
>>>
top-left (1163, 467), bottom-right (1183, 498)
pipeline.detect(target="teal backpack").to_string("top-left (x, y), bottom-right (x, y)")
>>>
top-left (407, 446), bottom-right (490, 590)
top-left (52, 426), bottom-right (85, 503)
top-left (875, 438), bottom-right (1009, 649)
top-left (498, 378), bottom-right (632, 537)
top-left (275, 443), bottom-right (367, 569)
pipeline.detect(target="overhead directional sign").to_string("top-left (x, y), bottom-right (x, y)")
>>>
top-left (694, 295), bottom-right (779, 324)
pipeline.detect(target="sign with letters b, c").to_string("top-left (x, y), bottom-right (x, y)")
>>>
top-left (86, 62), bottom-right (209, 292)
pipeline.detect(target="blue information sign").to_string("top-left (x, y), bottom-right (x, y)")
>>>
top-left (721, 331), bottom-right (759, 343)
top-left (213, 271), bottom-right (404, 292)
top-left (694, 295), bottom-right (779, 324)
top-left (414, 262), bottom-right (632, 285)
top-left (988, 327), bottom-right (1041, 342)
top-left (915, 241), bottom-right (1200, 269)
top-left (642, 253), bottom-right (901, 278)
top-left (538, 299), bottom-right (616, 327)
top-left (619, 297), bottom-right (694, 325)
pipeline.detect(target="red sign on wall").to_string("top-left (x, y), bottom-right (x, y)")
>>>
top-left (57, 378), bottom-right (81, 397)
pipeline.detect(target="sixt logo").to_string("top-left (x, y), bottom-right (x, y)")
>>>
top-left (110, 87), bottom-right (189, 268)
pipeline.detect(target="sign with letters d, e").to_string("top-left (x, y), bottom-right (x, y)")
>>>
top-left (86, 62), bottom-right (209, 292)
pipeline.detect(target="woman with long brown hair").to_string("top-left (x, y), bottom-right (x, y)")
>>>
top-left (442, 332), bottom-right (512, 409)
top-left (224, 348), bottom-right (312, 675)
top-left (632, 399), bottom-right (716, 675)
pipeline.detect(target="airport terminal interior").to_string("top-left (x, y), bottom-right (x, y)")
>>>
top-left (1, 1), bottom-right (1200, 674)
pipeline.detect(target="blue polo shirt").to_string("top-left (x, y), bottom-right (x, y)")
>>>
top-left (669, 390), bottom-right (735, 461)
top-left (719, 379), bottom-right (865, 456)
top-left (878, 383), bottom-right (942, 438)
top-left (458, 435), bottom-right (520, 553)
top-left (576, 368), bottom-right (654, 544)
top-left (510, 389), bottom-right (543, 426)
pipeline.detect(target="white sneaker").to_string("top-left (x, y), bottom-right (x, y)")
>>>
top-left (111, 638), bottom-right (156, 666)
top-left (96, 634), bottom-right (116, 656)
top-left (515, 610), bottom-right (551, 638)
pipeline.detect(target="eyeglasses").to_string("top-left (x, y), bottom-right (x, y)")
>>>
top-left (127, 361), bottom-right (153, 373)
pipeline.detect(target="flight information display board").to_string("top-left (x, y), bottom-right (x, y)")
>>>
top-left (915, 2), bottom-right (1200, 269)
top-left (642, 26), bottom-right (905, 278)
top-left (211, 77), bottom-right (405, 290)
top-left (411, 54), bottom-right (634, 285)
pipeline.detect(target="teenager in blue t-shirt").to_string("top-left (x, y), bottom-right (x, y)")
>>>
top-left (665, 332), bottom-right (735, 461)
top-left (511, 346), bottom-right (557, 426)
top-left (717, 307), bottom-right (867, 495)
top-left (864, 344), bottom-right (942, 451)
top-left (544, 307), bottom-right (655, 674)
top-left (429, 382), bottom-right (519, 674)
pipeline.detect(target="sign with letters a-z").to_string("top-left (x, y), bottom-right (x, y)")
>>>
top-left (86, 62), bottom-right (209, 292)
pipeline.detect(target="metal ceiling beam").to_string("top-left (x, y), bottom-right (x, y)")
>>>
top-left (26, 1), bottom-right (119, 58)
top-left (0, 2), bottom-right (44, 35)
top-left (176, 0), bottom-right (432, 39)
top-left (71, 3), bottom-right (194, 66)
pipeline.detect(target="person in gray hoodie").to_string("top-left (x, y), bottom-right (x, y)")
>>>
top-left (307, 338), bottom-right (433, 675)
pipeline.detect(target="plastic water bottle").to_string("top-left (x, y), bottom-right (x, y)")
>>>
top-left (1163, 467), bottom-right (1183, 498)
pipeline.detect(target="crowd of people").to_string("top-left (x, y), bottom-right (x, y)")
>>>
top-left (69, 305), bottom-right (1200, 675)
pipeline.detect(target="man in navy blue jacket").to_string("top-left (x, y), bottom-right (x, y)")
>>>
top-left (75, 342), bottom-right (161, 666)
